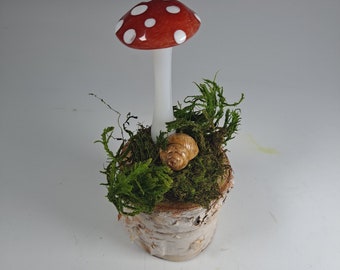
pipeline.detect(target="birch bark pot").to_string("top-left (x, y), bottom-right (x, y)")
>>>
top-left (94, 77), bottom-right (244, 261)
top-left (121, 157), bottom-right (234, 261)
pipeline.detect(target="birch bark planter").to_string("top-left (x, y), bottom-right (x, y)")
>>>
top-left (121, 158), bottom-right (234, 261)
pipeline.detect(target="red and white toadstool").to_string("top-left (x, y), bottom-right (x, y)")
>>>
top-left (115, 0), bottom-right (201, 142)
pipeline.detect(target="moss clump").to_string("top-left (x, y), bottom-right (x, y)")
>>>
top-left (95, 77), bottom-right (244, 215)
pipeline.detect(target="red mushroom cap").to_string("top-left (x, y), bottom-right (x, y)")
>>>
top-left (115, 0), bottom-right (201, 50)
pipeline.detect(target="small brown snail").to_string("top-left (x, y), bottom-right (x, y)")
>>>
top-left (159, 133), bottom-right (199, 171)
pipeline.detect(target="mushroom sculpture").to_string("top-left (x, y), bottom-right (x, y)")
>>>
top-left (115, 0), bottom-right (201, 142)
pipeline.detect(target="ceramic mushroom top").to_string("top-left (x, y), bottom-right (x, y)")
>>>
top-left (115, 0), bottom-right (201, 50)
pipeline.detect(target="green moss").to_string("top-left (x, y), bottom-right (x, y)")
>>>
top-left (95, 77), bottom-right (244, 215)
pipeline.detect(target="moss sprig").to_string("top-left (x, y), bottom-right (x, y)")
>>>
top-left (95, 124), bottom-right (173, 216)
top-left (169, 78), bottom-right (244, 148)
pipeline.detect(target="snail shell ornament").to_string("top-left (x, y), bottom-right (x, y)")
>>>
top-left (159, 133), bottom-right (199, 171)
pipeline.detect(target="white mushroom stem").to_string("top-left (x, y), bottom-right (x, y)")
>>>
top-left (151, 47), bottom-right (174, 142)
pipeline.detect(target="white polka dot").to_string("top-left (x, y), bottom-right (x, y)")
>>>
top-left (115, 20), bottom-right (124, 33)
top-left (194, 13), bottom-right (201, 22)
top-left (123, 29), bottom-right (136, 44)
top-left (174, 30), bottom-right (186, 44)
top-left (139, 34), bottom-right (147, 41)
top-left (166, 5), bottom-right (180, 14)
top-left (144, 18), bottom-right (156, 28)
top-left (131, 5), bottom-right (148, 16)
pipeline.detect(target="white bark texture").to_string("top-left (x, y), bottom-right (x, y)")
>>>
top-left (122, 158), bottom-right (234, 261)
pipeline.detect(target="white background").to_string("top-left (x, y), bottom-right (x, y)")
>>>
top-left (1, 0), bottom-right (340, 269)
